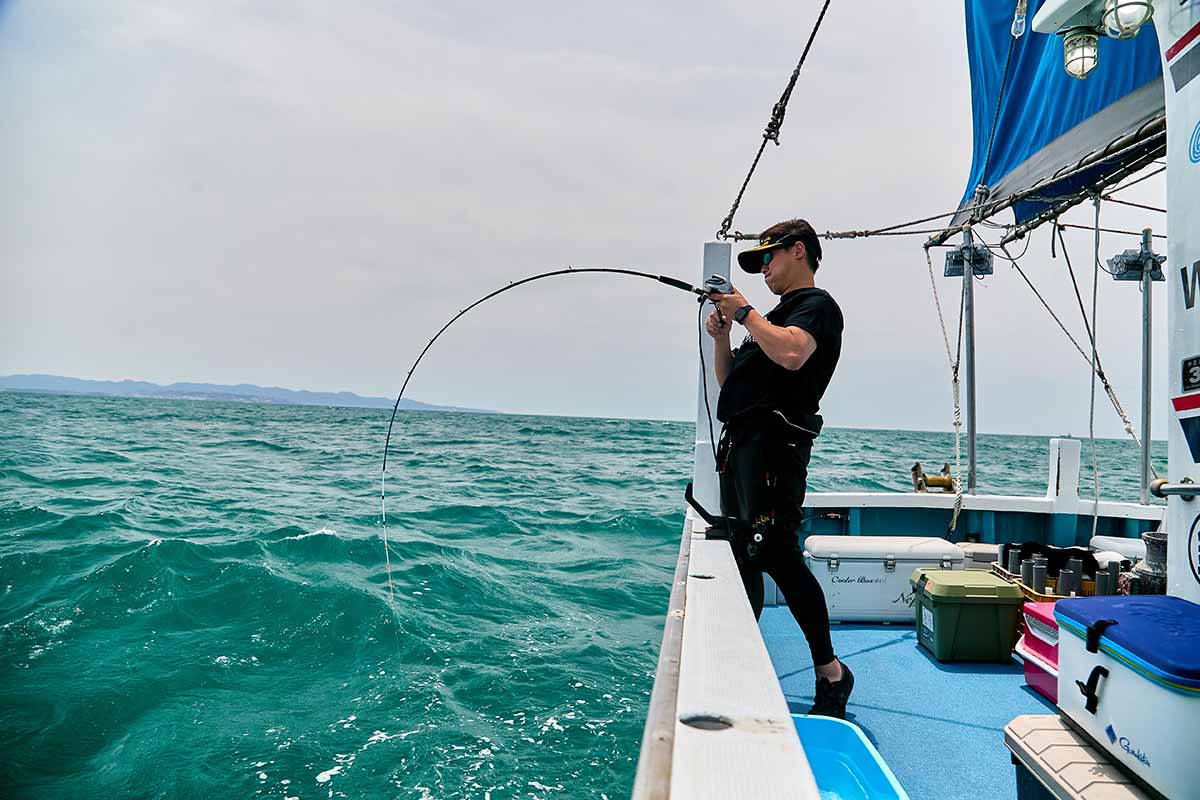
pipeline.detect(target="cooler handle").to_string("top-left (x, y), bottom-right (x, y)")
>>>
top-left (1076, 665), bottom-right (1109, 714)
top-left (1085, 619), bottom-right (1118, 654)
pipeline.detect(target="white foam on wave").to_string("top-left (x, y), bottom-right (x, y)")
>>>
top-left (279, 526), bottom-right (339, 542)
top-left (315, 765), bottom-right (341, 783)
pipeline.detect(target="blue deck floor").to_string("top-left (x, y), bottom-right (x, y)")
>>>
top-left (760, 607), bottom-right (1054, 800)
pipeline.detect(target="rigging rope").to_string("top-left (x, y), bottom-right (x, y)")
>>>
top-left (697, 303), bottom-right (719, 463)
top-left (990, 225), bottom-right (1158, 486)
top-left (980, 32), bottom-right (1019, 185)
top-left (995, 241), bottom-right (1091, 360)
top-left (715, 0), bottom-right (834, 240)
top-left (924, 245), bottom-right (966, 536)
top-left (1054, 224), bottom-right (1153, 473)
top-left (1110, 165), bottom-right (1165, 194)
top-left (726, 200), bottom-right (994, 243)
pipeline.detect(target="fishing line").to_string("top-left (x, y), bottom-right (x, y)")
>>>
top-left (378, 267), bottom-right (715, 607)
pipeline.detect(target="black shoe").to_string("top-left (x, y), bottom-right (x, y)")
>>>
top-left (807, 662), bottom-right (854, 719)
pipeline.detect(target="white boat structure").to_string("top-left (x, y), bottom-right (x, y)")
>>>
top-left (634, 2), bottom-right (1200, 798)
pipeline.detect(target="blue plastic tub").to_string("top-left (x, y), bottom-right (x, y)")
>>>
top-left (791, 714), bottom-right (910, 800)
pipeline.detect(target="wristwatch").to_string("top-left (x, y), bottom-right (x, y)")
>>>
top-left (733, 304), bottom-right (754, 324)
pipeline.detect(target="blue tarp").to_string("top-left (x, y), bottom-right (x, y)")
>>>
top-left (961, 0), bottom-right (1163, 222)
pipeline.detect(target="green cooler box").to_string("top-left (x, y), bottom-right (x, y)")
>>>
top-left (910, 568), bottom-right (1023, 662)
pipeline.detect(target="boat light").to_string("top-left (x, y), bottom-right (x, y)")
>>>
top-left (1063, 28), bottom-right (1100, 79)
top-left (1101, 0), bottom-right (1152, 39)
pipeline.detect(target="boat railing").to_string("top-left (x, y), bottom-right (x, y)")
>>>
top-left (631, 511), bottom-right (821, 800)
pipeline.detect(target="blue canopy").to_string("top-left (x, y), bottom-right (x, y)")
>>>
top-left (959, 0), bottom-right (1163, 224)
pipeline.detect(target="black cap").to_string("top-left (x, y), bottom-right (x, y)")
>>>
top-left (736, 220), bottom-right (822, 274)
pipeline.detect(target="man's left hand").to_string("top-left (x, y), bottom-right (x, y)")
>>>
top-left (708, 287), bottom-right (750, 319)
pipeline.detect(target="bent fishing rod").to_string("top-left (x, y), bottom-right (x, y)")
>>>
top-left (377, 267), bottom-right (734, 603)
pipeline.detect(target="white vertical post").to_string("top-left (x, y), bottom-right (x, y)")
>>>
top-left (1153, 1), bottom-right (1200, 602)
top-left (692, 242), bottom-right (731, 529)
top-left (1046, 437), bottom-right (1081, 510)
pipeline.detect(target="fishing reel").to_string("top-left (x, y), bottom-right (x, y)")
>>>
top-left (702, 274), bottom-right (733, 296)
top-left (700, 274), bottom-right (734, 322)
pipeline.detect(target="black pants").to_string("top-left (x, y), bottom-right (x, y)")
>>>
top-left (718, 428), bottom-right (836, 667)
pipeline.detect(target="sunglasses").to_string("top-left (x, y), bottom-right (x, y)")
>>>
top-left (762, 249), bottom-right (782, 266)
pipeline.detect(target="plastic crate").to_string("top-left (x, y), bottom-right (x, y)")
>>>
top-left (911, 568), bottom-right (1024, 662)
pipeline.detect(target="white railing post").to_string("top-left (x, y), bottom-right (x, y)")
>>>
top-left (692, 242), bottom-right (731, 528)
top-left (1046, 437), bottom-right (1081, 510)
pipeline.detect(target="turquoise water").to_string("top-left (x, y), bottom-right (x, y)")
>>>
top-left (0, 392), bottom-right (1165, 799)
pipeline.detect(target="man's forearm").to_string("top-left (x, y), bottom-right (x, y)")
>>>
top-left (713, 337), bottom-right (733, 386)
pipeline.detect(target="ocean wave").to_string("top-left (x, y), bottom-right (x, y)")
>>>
top-left (197, 437), bottom-right (293, 453)
top-left (0, 391), bottom-right (1168, 799)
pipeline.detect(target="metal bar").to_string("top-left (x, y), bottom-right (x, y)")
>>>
top-left (1140, 228), bottom-right (1153, 505)
top-left (1100, 195), bottom-right (1167, 214)
top-left (1057, 222), bottom-right (1167, 239)
top-left (1150, 479), bottom-right (1196, 501)
top-left (964, 227), bottom-right (978, 493)
top-left (631, 517), bottom-right (693, 800)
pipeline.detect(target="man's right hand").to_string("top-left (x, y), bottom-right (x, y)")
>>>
top-left (705, 309), bottom-right (732, 339)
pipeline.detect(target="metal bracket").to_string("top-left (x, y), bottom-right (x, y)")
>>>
top-left (1150, 476), bottom-right (1196, 501)
top-left (884, 557), bottom-right (896, 572)
top-left (1106, 249), bottom-right (1165, 282)
top-left (944, 244), bottom-right (994, 277)
top-left (940, 557), bottom-right (954, 569)
top-left (827, 557), bottom-right (840, 572)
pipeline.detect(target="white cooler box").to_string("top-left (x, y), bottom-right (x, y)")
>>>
top-left (804, 536), bottom-right (963, 622)
top-left (1055, 596), bottom-right (1200, 800)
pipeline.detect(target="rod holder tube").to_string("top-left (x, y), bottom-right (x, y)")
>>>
top-left (1059, 568), bottom-right (1075, 597)
top-left (1032, 562), bottom-right (1047, 593)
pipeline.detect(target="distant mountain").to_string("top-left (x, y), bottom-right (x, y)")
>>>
top-left (0, 374), bottom-right (492, 414)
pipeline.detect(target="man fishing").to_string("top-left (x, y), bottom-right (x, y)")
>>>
top-left (704, 218), bottom-right (854, 719)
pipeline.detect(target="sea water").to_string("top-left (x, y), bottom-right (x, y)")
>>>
top-left (0, 392), bottom-right (1164, 799)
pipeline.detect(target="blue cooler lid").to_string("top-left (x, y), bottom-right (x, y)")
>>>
top-left (1055, 596), bottom-right (1200, 693)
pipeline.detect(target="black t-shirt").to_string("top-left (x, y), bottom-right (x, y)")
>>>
top-left (716, 287), bottom-right (843, 435)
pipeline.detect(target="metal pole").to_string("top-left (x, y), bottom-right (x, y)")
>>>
top-left (963, 226), bottom-right (978, 493)
top-left (1140, 227), bottom-right (1153, 506)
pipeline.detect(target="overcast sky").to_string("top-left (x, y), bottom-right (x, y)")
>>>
top-left (1, 0), bottom-right (1172, 438)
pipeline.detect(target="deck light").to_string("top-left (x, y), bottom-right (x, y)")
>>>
top-left (1101, 0), bottom-right (1152, 39)
top-left (1064, 28), bottom-right (1100, 79)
